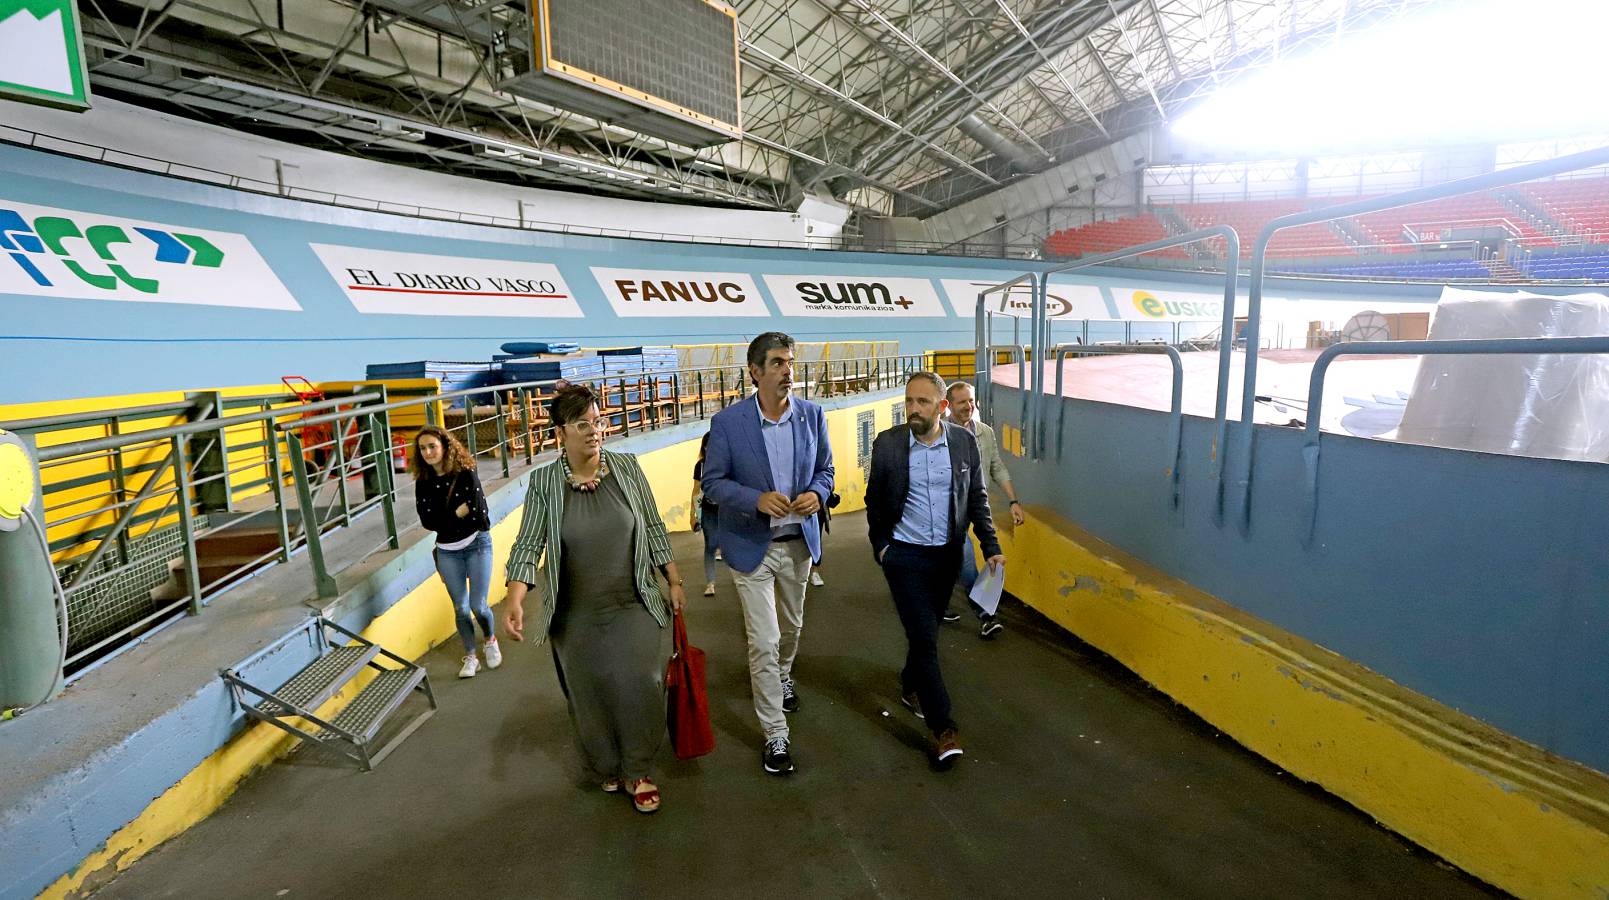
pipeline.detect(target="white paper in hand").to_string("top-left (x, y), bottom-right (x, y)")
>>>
top-left (770, 511), bottom-right (808, 528)
top-left (968, 561), bottom-right (1005, 616)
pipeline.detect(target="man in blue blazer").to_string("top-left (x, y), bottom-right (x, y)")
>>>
top-left (702, 332), bottom-right (834, 776)
top-left (867, 370), bottom-right (1003, 768)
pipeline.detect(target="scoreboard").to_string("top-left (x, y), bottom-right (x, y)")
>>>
top-left (504, 0), bottom-right (741, 148)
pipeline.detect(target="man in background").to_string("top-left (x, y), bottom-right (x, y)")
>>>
top-left (942, 381), bottom-right (1023, 638)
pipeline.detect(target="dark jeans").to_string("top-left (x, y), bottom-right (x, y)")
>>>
top-left (880, 539), bottom-right (963, 735)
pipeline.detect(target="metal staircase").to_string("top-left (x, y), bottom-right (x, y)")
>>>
top-left (222, 616), bottom-right (435, 770)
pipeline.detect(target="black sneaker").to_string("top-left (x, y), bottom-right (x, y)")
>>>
top-left (780, 677), bottom-right (799, 713)
top-left (980, 615), bottom-right (1003, 639)
top-left (762, 736), bottom-right (794, 775)
top-left (899, 691), bottom-right (925, 719)
top-left (942, 609), bottom-right (961, 623)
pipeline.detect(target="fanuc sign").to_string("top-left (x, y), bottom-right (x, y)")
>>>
top-left (0, 200), bottom-right (300, 309)
top-left (762, 275), bottom-right (950, 317)
top-left (311, 245), bottom-right (582, 317)
top-left (591, 267), bottom-right (769, 317)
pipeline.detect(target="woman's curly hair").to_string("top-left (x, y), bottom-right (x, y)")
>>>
top-left (408, 425), bottom-right (475, 480)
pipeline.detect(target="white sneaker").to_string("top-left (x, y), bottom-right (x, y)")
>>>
top-left (703, 582), bottom-right (716, 597)
top-left (458, 654), bottom-right (480, 678)
top-left (810, 570), bottom-right (824, 587)
top-left (714, 548), bottom-right (722, 561)
top-left (483, 638), bottom-right (503, 670)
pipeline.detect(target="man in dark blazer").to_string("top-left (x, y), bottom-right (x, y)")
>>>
top-left (867, 370), bottom-right (1003, 767)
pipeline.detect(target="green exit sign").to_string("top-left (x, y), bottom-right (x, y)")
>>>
top-left (0, 0), bottom-right (91, 111)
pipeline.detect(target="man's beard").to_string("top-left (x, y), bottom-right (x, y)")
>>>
top-left (907, 414), bottom-right (930, 434)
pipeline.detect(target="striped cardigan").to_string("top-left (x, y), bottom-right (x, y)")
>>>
top-left (504, 449), bottom-right (674, 644)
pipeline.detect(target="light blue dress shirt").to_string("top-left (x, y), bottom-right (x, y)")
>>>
top-left (894, 428), bottom-right (951, 546)
top-left (758, 400), bottom-right (802, 539)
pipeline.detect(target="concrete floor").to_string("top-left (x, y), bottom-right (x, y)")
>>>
top-left (97, 512), bottom-right (1497, 900)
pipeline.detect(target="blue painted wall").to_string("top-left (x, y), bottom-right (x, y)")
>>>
top-left (0, 143), bottom-right (1440, 403)
top-left (995, 385), bottom-right (1609, 773)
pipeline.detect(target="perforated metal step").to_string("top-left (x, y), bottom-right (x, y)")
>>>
top-left (254, 644), bottom-right (378, 717)
top-left (318, 666), bottom-right (425, 744)
top-left (224, 617), bottom-right (435, 771)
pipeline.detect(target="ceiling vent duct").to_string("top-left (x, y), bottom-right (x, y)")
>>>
top-left (958, 113), bottom-right (1048, 173)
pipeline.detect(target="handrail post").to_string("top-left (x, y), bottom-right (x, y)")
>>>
top-left (332, 412), bottom-right (354, 527)
top-left (170, 434), bottom-right (203, 614)
top-left (287, 431), bottom-right (339, 599)
top-left (669, 368), bottom-right (682, 425)
top-left (519, 387), bottom-right (535, 465)
top-left (358, 387), bottom-right (389, 503)
top-left (493, 390), bottom-right (511, 479)
top-left (463, 397), bottom-right (480, 460)
top-left (266, 417), bottom-right (292, 563)
top-left (370, 413), bottom-right (400, 551)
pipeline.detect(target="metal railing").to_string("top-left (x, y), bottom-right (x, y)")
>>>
top-left (3, 389), bottom-right (380, 676)
top-left (979, 153), bottom-right (1609, 547)
top-left (1050, 344), bottom-right (1185, 511)
top-left (1234, 143), bottom-right (1609, 533)
top-left (985, 226), bottom-right (1240, 474)
top-left (1297, 337), bottom-right (1609, 545)
top-left (13, 354), bottom-right (922, 676)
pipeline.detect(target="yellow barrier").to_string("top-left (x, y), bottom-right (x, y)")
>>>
top-left (999, 507), bottom-right (1609, 899)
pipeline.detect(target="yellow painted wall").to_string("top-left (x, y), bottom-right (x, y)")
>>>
top-left (997, 507), bottom-right (1609, 900)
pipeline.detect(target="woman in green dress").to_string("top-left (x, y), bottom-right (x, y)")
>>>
top-left (502, 383), bottom-right (687, 814)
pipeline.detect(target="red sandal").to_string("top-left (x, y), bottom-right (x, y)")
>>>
top-left (625, 778), bottom-right (661, 814)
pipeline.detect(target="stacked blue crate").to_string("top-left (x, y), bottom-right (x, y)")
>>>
top-left (365, 361), bottom-right (498, 407)
top-left (498, 354), bottom-right (605, 385)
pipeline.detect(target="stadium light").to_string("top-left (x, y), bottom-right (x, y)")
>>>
top-left (1171, 0), bottom-right (1609, 154)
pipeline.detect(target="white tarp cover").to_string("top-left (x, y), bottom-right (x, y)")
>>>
top-left (1396, 287), bottom-right (1609, 462)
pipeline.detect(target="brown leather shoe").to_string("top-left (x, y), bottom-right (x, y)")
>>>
top-left (933, 728), bottom-right (963, 767)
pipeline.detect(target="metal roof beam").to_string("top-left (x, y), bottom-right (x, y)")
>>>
top-left (993, 0), bottom-right (1109, 139)
top-left (859, 0), bottom-right (1125, 182)
top-left (835, 0), bottom-right (1048, 157)
top-left (740, 40), bottom-right (1000, 184)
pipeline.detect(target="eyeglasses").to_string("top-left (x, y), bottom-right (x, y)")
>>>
top-left (565, 418), bottom-right (604, 435)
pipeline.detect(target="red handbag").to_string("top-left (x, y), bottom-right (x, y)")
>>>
top-left (666, 610), bottom-right (716, 760)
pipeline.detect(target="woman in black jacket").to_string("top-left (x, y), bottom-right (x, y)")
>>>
top-left (411, 425), bottom-right (497, 679)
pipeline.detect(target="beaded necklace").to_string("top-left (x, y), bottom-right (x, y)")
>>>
top-left (560, 452), bottom-right (609, 492)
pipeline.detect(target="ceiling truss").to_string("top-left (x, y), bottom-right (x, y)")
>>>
top-left (44, 0), bottom-right (1445, 219)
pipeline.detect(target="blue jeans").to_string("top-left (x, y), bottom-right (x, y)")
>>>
top-left (435, 531), bottom-right (495, 653)
top-left (698, 502), bottom-right (717, 579)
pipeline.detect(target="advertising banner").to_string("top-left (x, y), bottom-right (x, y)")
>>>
top-left (761, 274), bottom-right (951, 318)
top-left (311, 244), bottom-right (582, 317)
top-left (0, 199), bottom-right (301, 309)
top-left (591, 267), bottom-right (769, 317)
